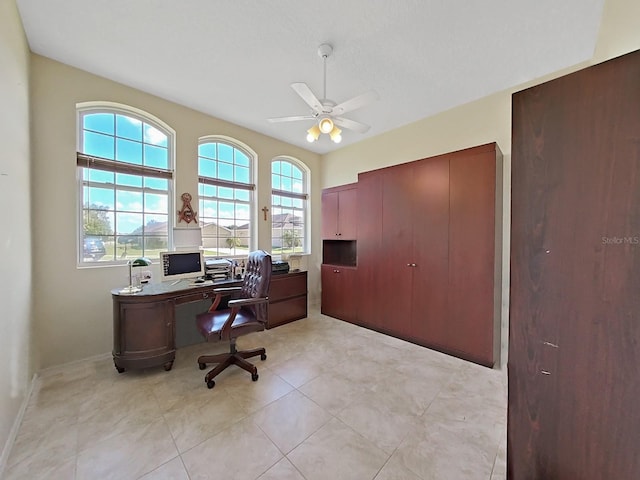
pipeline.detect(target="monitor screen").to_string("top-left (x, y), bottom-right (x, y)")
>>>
top-left (159, 250), bottom-right (205, 282)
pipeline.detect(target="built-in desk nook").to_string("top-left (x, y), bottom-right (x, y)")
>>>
top-left (111, 270), bottom-right (307, 372)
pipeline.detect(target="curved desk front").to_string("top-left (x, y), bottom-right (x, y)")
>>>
top-left (111, 271), bottom-right (307, 373)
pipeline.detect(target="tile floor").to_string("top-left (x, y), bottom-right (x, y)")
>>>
top-left (3, 310), bottom-right (507, 480)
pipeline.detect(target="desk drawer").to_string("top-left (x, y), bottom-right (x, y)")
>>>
top-left (174, 290), bottom-right (215, 305)
top-left (268, 296), bottom-right (307, 328)
top-left (269, 272), bottom-right (307, 301)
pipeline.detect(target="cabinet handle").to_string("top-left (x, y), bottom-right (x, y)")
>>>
top-left (334, 269), bottom-right (340, 273)
top-left (407, 263), bottom-right (417, 267)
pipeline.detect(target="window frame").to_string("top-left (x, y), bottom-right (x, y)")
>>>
top-left (271, 156), bottom-right (310, 255)
top-left (76, 102), bottom-right (175, 267)
top-left (197, 136), bottom-right (257, 258)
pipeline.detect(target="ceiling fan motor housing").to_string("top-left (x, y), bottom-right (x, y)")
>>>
top-left (318, 43), bottom-right (333, 59)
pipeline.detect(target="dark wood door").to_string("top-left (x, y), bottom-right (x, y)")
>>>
top-left (380, 164), bottom-right (414, 337)
top-left (356, 172), bottom-right (384, 330)
top-left (448, 146), bottom-right (497, 365)
top-left (509, 49), bottom-right (640, 480)
top-left (321, 190), bottom-right (339, 239)
top-left (336, 187), bottom-right (357, 240)
top-left (410, 156), bottom-right (450, 346)
top-left (321, 265), bottom-right (357, 322)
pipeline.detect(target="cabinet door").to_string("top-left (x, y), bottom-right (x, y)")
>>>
top-left (447, 150), bottom-right (496, 364)
top-left (356, 173), bottom-right (384, 330)
top-left (321, 190), bottom-right (339, 239)
top-left (379, 165), bottom-right (414, 337)
top-left (113, 299), bottom-right (174, 366)
top-left (509, 49), bottom-right (640, 479)
top-left (321, 264), bottom-right (356, 321)
top-left (336, 187), bottom-right (357, 240)
top-left (410, 157), bottom-right (450, 346)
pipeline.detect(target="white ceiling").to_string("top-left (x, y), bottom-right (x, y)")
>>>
top-left (16, 0), bottom-right (605, 154)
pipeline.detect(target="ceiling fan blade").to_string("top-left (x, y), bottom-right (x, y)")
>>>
top-left (332, 90), bottom-right (379, 116)
top-left (333, 116), bottom-right (371, 134)
top-left (267, 115), bottom-right (315, 123)
top-left (291, 82), bottom-right (323, 114)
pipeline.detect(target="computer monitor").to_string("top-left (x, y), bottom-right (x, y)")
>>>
top-left (159, 250), bottom-right (205, 282)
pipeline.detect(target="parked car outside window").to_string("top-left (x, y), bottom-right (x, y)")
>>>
top-left (83, 237), bottom-right (106, 261)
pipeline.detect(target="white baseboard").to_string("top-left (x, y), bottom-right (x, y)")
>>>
top-left (0, 373), bottom-right (38, 478)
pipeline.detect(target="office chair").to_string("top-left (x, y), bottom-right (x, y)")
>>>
top-left (195, 250), bottom-right (272, 389)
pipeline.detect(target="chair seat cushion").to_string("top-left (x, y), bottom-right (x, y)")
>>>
top-left (196, 308), bottom-right (264, 341)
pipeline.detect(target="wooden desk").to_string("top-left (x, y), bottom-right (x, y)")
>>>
top-left (111, 271), bottom-right (307, 372)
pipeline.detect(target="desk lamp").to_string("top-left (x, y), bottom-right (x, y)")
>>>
top-left (119, 257), bottom-right (152, 294)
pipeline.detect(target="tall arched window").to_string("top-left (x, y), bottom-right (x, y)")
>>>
top-left (77, 103), bottom-right (174, 265)
top-left (271, 157), bottom-right (309, 254)
top-left (198, 137), bottom-right (256, 256)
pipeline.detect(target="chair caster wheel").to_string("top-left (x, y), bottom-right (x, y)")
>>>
top-left (261, 353), bottom-right (267, 361)
top-left (207, 379), bottom-right (215, 389)
top-left (199, 362), bottom-right (206, 370)
top-left (252, 372), bottom-right (259, 382)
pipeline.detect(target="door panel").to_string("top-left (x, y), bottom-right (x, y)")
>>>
top-left (337, 188), bottom-right (358, 240)
top-left (380, 165), bottom-right (414, 336)
top-left (321, 191), bottom-right (338, 239)
top-left (509, 49), bottom-right (640, 479)
top-left (356, 173), bottom-right (384, 329)
top-left (448, 151), bottom-right (496, 364)
top-left (411, 157), bottom-right (450, 346)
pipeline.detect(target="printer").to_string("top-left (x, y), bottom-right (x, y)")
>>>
top-left (271, 261), bottom-right (290, 275)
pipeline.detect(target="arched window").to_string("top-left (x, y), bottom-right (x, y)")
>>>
top-left (198, 137), bottom-right (255, 256)
top-left (271, 157), bottom-right (309, 254)
top-left (76, 103), bottom-right (174, 265)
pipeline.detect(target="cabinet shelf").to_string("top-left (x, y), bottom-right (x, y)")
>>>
top-left (322, 239), bottom-right (356, 267)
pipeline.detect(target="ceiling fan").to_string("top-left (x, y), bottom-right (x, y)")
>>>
top-left (267, 44), bottom-right (379, 143)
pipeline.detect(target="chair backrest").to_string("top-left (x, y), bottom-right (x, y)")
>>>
top-left (239, 250), bottom-right (272, 321)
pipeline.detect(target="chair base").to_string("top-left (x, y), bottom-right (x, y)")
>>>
top-left (197, 341), bottom-right (266, 389)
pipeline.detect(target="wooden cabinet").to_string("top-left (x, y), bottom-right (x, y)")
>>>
top-left (322, 183), bottom-right (357, 239)
top-left (321, 183), bottom-right (358, 323)
top-left (360, 158), bottom-right (449, 343)
top-left (267, 271), bottom-right (307, 328)
top-left (356, 143), bottom-right (500, 367)
top-left (112, 297), bottom-right (175, 372)
top-left (321, 265), bottom-right (357, 323)
top-left (509, 49), bottom-right (640, 480)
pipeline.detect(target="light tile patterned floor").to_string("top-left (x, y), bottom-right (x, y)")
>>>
top-left (3, 310), bottom-right (507, 480)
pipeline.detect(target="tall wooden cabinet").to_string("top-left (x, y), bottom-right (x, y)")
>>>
top-left (321, 183), bottom-right (359, 322)
top-left (509, 49), bottom-right (640, 479)
top-left (356, 143), bottom-right (500, 367)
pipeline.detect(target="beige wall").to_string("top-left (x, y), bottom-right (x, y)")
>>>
top-left (0, 0), bottom-right (33, 468)
top-left (320, 0), bottom-right (640, 368)
top-left (30, 56), bottom-right (321, 368)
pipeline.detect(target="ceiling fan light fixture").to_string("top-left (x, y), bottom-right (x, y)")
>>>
top-left (318, 117), bottom-right (334, 134)
top-left (306, 125), bottom-right (321, 142)
top-left (329, 126), bottom-right (342, 143)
